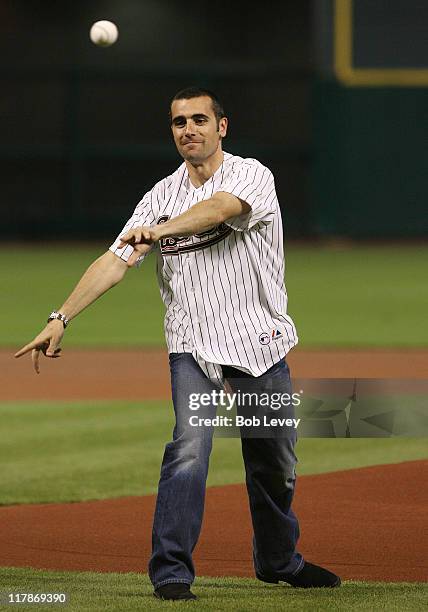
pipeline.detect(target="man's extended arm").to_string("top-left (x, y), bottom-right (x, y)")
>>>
top-left (14, 250), bottom-right (131, 372)
top-left (120, 192), bottom-right (250, 267)
top-left (154, 192), bottom-right (249, 238)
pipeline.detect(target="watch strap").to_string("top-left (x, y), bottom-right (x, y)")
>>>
top-left (47, 311), bottom-right (69, 328)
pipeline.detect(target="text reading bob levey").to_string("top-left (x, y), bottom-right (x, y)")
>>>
top-left (187, 390), bottom-right (301, 429)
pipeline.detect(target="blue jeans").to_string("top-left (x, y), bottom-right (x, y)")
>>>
top-left (148, 353), bottom-right (303, 588)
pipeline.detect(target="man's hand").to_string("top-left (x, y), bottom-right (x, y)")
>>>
top-left (118, 193), bottom-right (251, 267)
top-left (14, 320), bottom-right (64, 374)
top-left (118, 226), bottom-right (159, 267)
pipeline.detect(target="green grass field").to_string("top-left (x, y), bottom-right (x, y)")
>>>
top-left (0, 568), bottom-right (426, 611)
top-left (2, 243), bottom-right (428, 348)
top-left (0, 400), bottom-right (426, 504)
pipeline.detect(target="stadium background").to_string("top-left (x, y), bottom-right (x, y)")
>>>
top-left (0, 1), bottom-right (427, 610)
top-left (2, 0), bottom-right (427, 240)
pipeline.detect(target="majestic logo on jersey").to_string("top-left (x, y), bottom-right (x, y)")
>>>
top-left (157, 215), bottom-right (233, 255)
top-left (259, 329), bottom-right (283, 345)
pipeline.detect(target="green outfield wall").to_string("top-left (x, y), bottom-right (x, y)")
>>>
top-left (311, 81), bottom-right (428, 237)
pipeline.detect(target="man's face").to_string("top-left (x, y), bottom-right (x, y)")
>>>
top-left (170, 96), bottom-right (228, 163)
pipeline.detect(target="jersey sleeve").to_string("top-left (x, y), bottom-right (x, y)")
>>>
top-left (219, 161), bottom-right (277, 231)
top-left (109, 188), bottom-right (158, 267)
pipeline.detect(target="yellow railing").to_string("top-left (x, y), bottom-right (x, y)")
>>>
top-left (334, 0), bottom-right (428, 86)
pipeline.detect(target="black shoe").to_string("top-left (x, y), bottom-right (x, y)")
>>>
top-left (284, 561), bottom-right (341, 588)
top-left (154, 583), bottom-right (197, 601)
top-left (257, 561), bottom-right (341, 588)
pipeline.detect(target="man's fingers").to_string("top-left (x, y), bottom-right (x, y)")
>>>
top-left (127, 243), bottom-right (152, 268)
top-left (30, 343), bottom-right (62, 373)
top-left (14, 346), bottom-right (29, 358)
top-left (119, 229), bottom-right (141, 246)
top-left (31, 348), bottom-right (41, 374)
top-left (118, 231), bottom-right (133, 247)
top-left (141, 228), bottom-right (152, 242)
top-left (127, 250), bottom-right (140, 268)
top-left (46, 345), bottom-right (62, 357)
top-left (14, 341), bottom-right (42, 358)
top-left (15, 339), bottom-right (62, 369)
top-left (119, 227), bottom-right (154, 249)
top-left (127, 229), bottom-right (141, 245)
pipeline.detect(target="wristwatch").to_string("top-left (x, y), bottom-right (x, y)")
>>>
top-left (47, 311), bottom-right (70, 328)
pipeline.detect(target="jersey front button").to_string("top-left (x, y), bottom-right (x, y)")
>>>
top-left (190, 287), bottom-right (195, 293)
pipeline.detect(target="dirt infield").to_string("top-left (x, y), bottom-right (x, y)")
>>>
top-left (2, 348), bottom-right (427, 583)
top-left (0, 461), bottom-right (426, 582)
top-left (3, 347), bottom-right (428, 401)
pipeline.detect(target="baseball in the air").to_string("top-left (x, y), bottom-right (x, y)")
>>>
top-left (89, 20), bottom-right (119, 47)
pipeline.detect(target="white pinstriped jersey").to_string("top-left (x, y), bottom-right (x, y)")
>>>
top-left (110, 152), bottom-right (298, 378)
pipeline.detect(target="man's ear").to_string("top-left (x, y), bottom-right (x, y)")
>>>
top-left (219, 117), bottom-right (228, 138)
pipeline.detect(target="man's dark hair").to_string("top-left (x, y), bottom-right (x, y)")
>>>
top-left (170, 87), bottom-right (226, 125)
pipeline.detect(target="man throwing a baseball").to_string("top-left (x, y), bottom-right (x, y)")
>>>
top-left (15, 87), bottom-right (340, 600)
